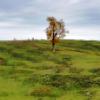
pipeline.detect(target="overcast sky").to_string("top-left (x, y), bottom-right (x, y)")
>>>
top-left (0, 0), bottom-right (100, 40)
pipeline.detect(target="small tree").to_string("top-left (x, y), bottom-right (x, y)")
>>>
top-left (46, 17), bottom-right (68, 51)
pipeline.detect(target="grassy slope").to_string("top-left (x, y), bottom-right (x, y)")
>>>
top-left (0, 40), bottom-right (100, 100)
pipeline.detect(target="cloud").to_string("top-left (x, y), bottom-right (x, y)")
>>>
top-left (0, 0), bottom-right (100, 40)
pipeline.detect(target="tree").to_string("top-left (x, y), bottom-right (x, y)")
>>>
top-left (46, 17), bottom-right (68, 51)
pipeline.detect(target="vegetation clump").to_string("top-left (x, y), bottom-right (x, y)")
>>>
top-left (30, 86), bottom-right (52, 97)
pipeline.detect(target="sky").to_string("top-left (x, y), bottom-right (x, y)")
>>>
top-left (0, 0), bottom-right (100, 40)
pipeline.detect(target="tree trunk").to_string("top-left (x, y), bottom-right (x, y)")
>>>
top-left (52, 25), bottom-right (55, 52)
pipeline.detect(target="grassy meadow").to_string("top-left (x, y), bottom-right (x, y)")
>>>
top-left (0, 40), bottom-right (100, 100)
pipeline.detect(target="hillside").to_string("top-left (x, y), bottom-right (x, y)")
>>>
top-left (0, 40), bottom-right (100, 100)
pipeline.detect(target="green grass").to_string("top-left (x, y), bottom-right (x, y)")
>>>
top-left (0, 40), bottom-right (100, 100)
